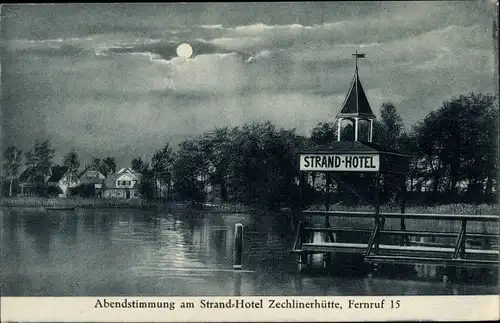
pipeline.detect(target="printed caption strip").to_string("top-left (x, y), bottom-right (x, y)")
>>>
top-left (1, 296), bottom-right (499, 322)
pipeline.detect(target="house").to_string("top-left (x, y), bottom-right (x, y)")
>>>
top-left (46, 166), bottom-right (105, 198)
top-left (18, 164), bottom-right (106, 197)
top-left (18, 167), bottom-right (40, 196)
top-left (18, 165), bottom-right (59, 196)
top-left (77, 166), bottom-right (106, 197)
top-left (47, 165), bottom-right (72, 197)
top-left (103, 168), bottom-right (142, 199)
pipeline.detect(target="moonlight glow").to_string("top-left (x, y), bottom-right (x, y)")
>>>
top-left (176, 43), bottom-right (193, 58)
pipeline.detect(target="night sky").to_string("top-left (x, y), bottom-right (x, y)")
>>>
top-left (1, 2), bottom-right (497, 168)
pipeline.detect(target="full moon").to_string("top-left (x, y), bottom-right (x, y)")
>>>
top-left (176, 43), bottom-right (193, 58)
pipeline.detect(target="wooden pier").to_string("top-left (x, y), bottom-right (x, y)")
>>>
top-left (293, 53), bottom-right (499, 273)
top-left (291, 210), bottom-right (499, 270)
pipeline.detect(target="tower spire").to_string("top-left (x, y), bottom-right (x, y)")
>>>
top-left (336, 51), bottom-right (375, 142)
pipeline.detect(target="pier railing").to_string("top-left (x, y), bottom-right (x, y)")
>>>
top-left (292, 210), bottom-right (499, 268)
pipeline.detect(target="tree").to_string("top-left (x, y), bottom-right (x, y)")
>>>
top-left (3, 146), bottom-right (22, 196)
top-left (131, 157), bottom-right (148, 173)
top-left (137, 168), bottom-right (155, 200)
top-left (414, 115), bottom-right (444, 199)
top-left (91, 157), bottom-right (101, 170)
top-left (375, 103), bottom-right (405, 203)
top-left (229, 121), bottom-right (307, 210)
top-left (398, 130), bottom-right (421, 193)
top-left (199, 127), bottom-right (237, 202)
top-left (310, 121), bottom-right (337, 147)
top-left (89, 156), bottom-right (116, 177)
top-left (102, 157), bottom-right (116, 176)
top-left (173, 136), bottom-right (210, 203)
top-left (377, 102), bottom-right (404, 150)
top-left (63, 149), bottom-right (80, 194)
top-left (151, 143), bottom-right (175, 200)
top-left (25, 140), bottom-right (55, 185)
top-left (411, 93), bottom-right (497, 203)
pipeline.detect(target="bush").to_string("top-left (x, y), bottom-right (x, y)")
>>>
top-left (46, 185), bottom-right (63, 197)
top-left (70, 183), bottom-right (95, 197)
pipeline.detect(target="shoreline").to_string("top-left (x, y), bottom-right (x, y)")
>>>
top-left (0, 197), bottom-right (498, 215)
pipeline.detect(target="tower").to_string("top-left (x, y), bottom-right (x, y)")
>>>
top-left (336, 51), bottom-right (376, 142)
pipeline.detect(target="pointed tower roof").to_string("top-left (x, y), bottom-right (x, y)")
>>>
top-left (337, 62), bottom-right (375, 119)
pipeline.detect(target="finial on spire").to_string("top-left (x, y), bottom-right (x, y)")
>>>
top-left (352, 50), bottom-right (366, 71)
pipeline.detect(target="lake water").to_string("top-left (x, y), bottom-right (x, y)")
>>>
top-left (1, 208), bottom-right (498, 296)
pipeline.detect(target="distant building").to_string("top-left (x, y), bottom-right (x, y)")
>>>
top-left (103, 168), bottom-right (142, 199)
top-left (18, 167), bottom-right (45, 196)
top-left (47, 166), bottom-right (72, 197)
top-left (46, 166), bottom-right (105, 197)
top-left (17, 165), bottom-right (107, 197)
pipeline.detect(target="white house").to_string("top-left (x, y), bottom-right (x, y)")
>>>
top-left (103, 168), bottom-right (142, 199)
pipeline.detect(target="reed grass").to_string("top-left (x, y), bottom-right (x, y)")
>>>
top-left (0, 196), bottom-right (168, 209)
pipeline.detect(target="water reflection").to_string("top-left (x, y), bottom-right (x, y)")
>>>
top-left (0, 208), bottom-right (498, 296)
top-left (23, 212), bottom-right (61, 254)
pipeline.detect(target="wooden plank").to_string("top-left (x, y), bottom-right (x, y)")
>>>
top-left (365, 255), bottom-right (499, 267)
top-left (460, 219), bottom-right (467, 259)
top-left (453, 221), bottom-right (466, 259)
top-left (302, 210), bottom-right (499, 221)
top-left (302, 242), bottom-right (366, 254)
top-left (381, 230), bottom-right (458, 237)
top-left (301, 242), bottom-right (499, 255)
top-left (304, 227), bottom-right (372, 233)
top-left (303, 228), bottom-right (498, 238)
top-left (365, 224), bottom-right (379, 256)
top-left (292, 221), bottom-right (303, 251)
top-left (467, 233), bottom-right (499, 238)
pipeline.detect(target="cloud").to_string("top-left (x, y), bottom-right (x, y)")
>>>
top-left (1, 2), bottom-right (495, 167)
top-left (199, 24), bottom-right (224, 29)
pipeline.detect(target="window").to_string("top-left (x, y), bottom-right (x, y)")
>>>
top-left (126, 181), bottom-right (131, 186)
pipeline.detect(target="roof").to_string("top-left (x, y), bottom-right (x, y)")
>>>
top-left (117, 167), bottom-right (134, 174)
top-left (301, 140), bottom-right (411, 157)
top-left (47, 166), bottom-right (69, 182)
top-left (104, 173), bottom-right (120, 188)
top-left (18, 167), bottom-right (37, 182)
top-left (104, 171), bottom-right (143, 188)
top-left (78, 165), bottom-right (97, 178)
top-left (337, 67), bottom-right (375, 119)
top-left (80, 170), bottom-right (105, 185)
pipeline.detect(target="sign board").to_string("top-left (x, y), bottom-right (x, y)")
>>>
top-left (300, 154), bottom-right (380, 172)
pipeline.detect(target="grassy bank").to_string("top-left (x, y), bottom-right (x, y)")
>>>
top-left (0, 196), bottom-right (173, 209)
top-left (0, 197), bottom-right (253, 213)
top-left (1, 196), bottom-right (498, 215)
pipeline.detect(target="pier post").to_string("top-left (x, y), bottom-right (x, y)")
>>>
top-left (324, 173), bottom-right (335, 242)
top-left (400, 174), bottom-right (408, 246)
top-left (374, 172), bottom-right (381, 254)
top-left (233, 272), bottom-right (242, 296)
top-left (233, 223), bottom-right (243, 270)
top-left (298, 253), bottom-right (308, 272)
top-left (460, 219), bottom-right (467, 259)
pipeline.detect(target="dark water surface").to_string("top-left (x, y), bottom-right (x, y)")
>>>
top-left (1, 208), bottom-right (497, 296)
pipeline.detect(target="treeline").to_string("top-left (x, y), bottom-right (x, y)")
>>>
top-left (1, 139), bottom-right (118, 197)
top-left (308, 93), bottom-right (498, 205)
top-left (2, 92), bottom-right (497, 208)
top-left (163, 92), bottom-right (498, 208)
